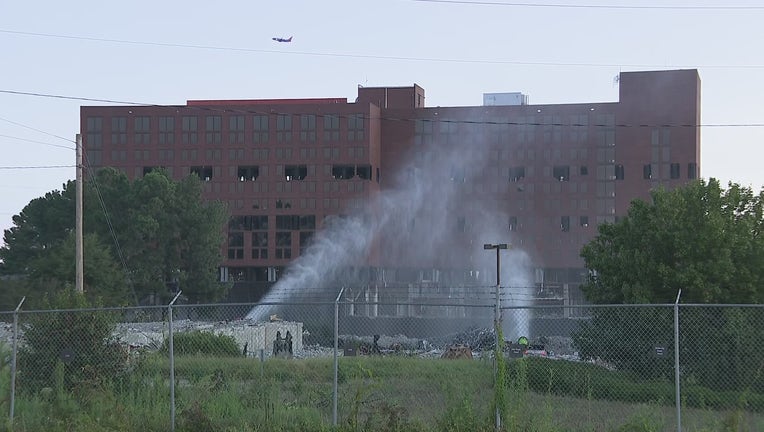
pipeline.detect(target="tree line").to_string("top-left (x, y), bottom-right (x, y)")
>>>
top-left (0, 168), bottom-right (228, 308)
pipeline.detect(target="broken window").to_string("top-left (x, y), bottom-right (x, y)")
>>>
top-left (509, 216), bottom-right (518, 232)
top-left (580, 166), bottom-right (588, 176)
top-left (284, 164), bottom-right (307, 181)
top-left (356, 164), bottom-right (372, 180)
top-left (561, 216), bottom-right (570, 232)
top-left (643, 164), bottom-right (652, 180)
top-left (276, 199), bottom-right (292, 209)
top-left (615, 164), bottom-right (624, 180)
top-left (580, 216), bottom-right (589, 227)
top-left (142, 166), bottom-right (163, 176)
top-left (508, 166), bottom-right (525, 182)
top-left (190, 166), bottom-right (213, 181)
top-left (450, 166), bottom-right (466, 183)
top-left (237, 165), bottom-right (259, 181)
top-left (332, 164), bottom-right (355, 180)
top-left (553, 165), bottom-right (570, 181)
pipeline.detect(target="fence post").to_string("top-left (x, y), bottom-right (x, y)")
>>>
top-left (674, 289), bottom-right (682, 432)
top-left (168, 291), bottom-right (182, 432)
top-left (333, 286), bottom-right (345, 427)
top-left (9, 296), bottom-right (25, 423)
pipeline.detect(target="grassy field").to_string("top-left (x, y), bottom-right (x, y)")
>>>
top-left (2, 353), bottom-right (762, 431)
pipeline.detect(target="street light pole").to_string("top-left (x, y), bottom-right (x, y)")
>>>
top-left (484, 242), bottom-right (508, 432)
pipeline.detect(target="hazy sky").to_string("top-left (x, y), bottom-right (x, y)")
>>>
top-left (2, 0), bottom-right (764, 241)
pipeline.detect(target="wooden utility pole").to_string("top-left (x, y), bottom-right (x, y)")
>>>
top-left (76, 134), bottom-right (83, 293)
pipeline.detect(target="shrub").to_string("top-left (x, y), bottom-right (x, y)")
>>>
top-left (161, 331), bottom-right (241, 357)
top-left (17, 289), bottom-right (127, 395)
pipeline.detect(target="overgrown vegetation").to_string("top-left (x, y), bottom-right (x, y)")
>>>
top-left (160, 331), bottom-right (242, 357)
top-left (579, 179), bottom-right (764, 394)
top-left (2, 351), bottom-right (761, 431)
top-left (16, 289), bottom-right (127, 395)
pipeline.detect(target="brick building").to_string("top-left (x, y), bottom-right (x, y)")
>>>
top-left (80, 69), bottom-right (700, 306)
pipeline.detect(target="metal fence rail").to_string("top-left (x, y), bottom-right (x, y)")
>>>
top-left (0, 295), bottom-right (762, 431)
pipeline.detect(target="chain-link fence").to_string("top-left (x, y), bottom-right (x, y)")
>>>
top-left (0, 293), bottom-right (761, 431)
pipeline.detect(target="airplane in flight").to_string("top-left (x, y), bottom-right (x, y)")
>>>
top-left (272, 36), bottom-right (293, 43)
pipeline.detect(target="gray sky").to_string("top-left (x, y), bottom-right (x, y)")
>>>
top-left (2, 0), bottom-right (764, 241)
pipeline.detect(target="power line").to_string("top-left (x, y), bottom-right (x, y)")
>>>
top-left (413, 0), bottom-right (764, 10)
top-left (0, 115), bottom-right (74, 144)
top-left (2, 88), bottom-right (763, 129)
top-left (0, 165), bottom-right (74, 170)
top-left (1, 28), bottom-right (763, 70)
top-left (0, 133), bottom-right (75, 150)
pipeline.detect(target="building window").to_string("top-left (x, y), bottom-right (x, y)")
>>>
top-left (229, 115), bottom-right (245, 144)
top-left (299, 231), bottom-right (314, 256)
top-left (205, 116), bottom-right (222, 144)
top-left (615, 164), bottom-right (624, 180)
top-left (300, 114), bottom-right (316, 142)
top-left (86, 117), bottom-right (103, 149)
top-left (238, 165), bottom-right (259, 181)
top-left (553, 165), bottom-right (570, 181)
top-left (111, 117), bottom-right (127, 145)
top-left (688, 162), bottom-right (697, 180)
top-left (580, 166), bottom-right (588, 176)
top-left (413, 119), bottom-right (432, 146)
top-left (252, 232), bottom-right (268, 259)
top-left (331, 164), bottom-right (355, 180)
top-left (275, 232), bottom-right (292, 259)
top-left (643, 164), bottom-right (652, 180)
top-left (134, 116), bottom-right (151, 145)
top-left (227, 232), bottom-right (244, 259)
top-left (190, 165), bottom-right (213, 181)
top-left (561, 216), bottom-right (570, 232)
top-left (456, 216), bottom-right (466, 233)
top-left (580, 216), bottom-right (589, 227)
top-left (509, 166), bottom-right (525, 182)
top-left (182, 116), bottom-right (198, 145)
top-left (348, 114), bottom-right (364, 141)
top-left (158, 117), bottom-right (174, 145)
top-left (277, 114), bottom-right (292, 143)
top-left (253, 115), bottom-right (269, 143)
top-left (284, 164), bottom-right (307, 181)
top-left (670, 163), bottom-right (681, 179)
top-left (508, 216), bottom-right (518, 231)
top-left (323, 114), bottom-right (340, 141)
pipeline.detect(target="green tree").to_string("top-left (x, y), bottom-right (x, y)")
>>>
top-left (581, 178), bottom-right (764, 304)
top-left (0, 184), bottom-right (76, 276)
top-left (0, 168), bottom-right (229, 305)
top-left (27, 232), bottom-right (130, 306)
top-left (575, 178), bottom-right (764, 391)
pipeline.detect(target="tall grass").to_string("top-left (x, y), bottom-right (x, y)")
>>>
top-left (1, 352), bottom-right (762, 431)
